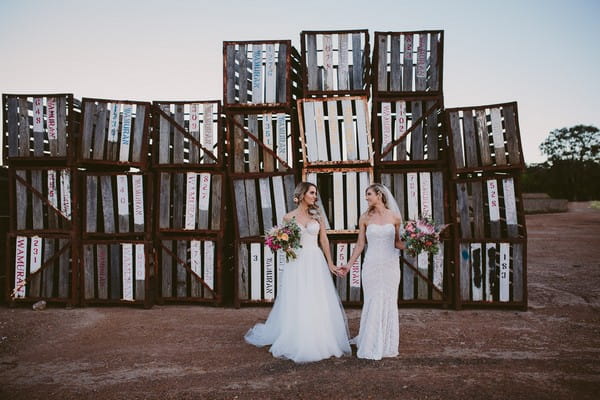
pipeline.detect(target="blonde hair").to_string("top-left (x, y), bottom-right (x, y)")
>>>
top-left (366, 183), bottom-right (390, 214)
top-left (293, 182), bottom-right (322, 220)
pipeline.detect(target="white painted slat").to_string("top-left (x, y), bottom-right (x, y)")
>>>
top-left (419, 172), bottom-right (432, 219)
top-left (116, 175), bottom-right (129, 219)
top-left (323, 34), bottom-right (334, 90)
top-left (250, 243), bottom-right (261, 300)
top-left (485, 243), bottom-right (495, 301)
top-left (327, 100), bottom-right (341, 161)
top-left (190, 103), bottom-right (200, 133)
top-left (252, 44), bottom-right (263, 104)
top-left (202, 103), bottom-right (214, 156)
top-left (487, 179), bottom-right (500, 222)
top-left (433, 242), bottom-right (444, 292)
top-left (336, 243), bottom-right (347, 267)
top-left (471, 243), bottom-right (483, 301)
top-left (342, 99), bottom-right (356, 160)
top-left (259, 177), bottom-right (273, 231)
top-left (490, 107), bottom-right (505, 159)
top-left (108, 103), bottom-right (120, 143)
top-left (499, 243), bottom-right (510, 301)
top-left (60, 170), bottom-right (71, 220)
top-left (265, 44), bottom-right (276, 103)
top-left (185, 173), bottom-right (197, 230)
top-left (47, 97), bottom-right (58, 141)
top-left (119, 104), bottom-right (133, 161)
top-left (407, 172), bottom-right (419, 219)
top-left (97, 245), bottom-right (108, 299)
top-left (306, 173), bottom-right (317, 186)
top-left (30, 236), bottom-right (42, 274)
top-left (276, 114), bottom-right (287, 164)
top-left (272, 176), bottom-right (286, 224)
top-left (263, 113), bottom-right (273, 150)
top-left (135, 244), bottom-right (145, 281)
top-left (48, 170), bottom-right (58, 210)
top-left (33, 97), bottom-right (43, 132)
top-left (264, 244), bottom-right (275, 300)
top-left (338, 34), bottom-right (349, 90)
top-left (359, 172), bottom-right (369, 215)
top-left (132, 175), bottom-right (144, 227)
top-left (416, 34), bottom-right (427, 78)
top-left (204, 241), bottom-right (215, 291)
top-left (395, 101), bottom-right (407, 160)
top-left (14, 236), bottom-right (27, 298)
top-left (314, 101), bottom-right (328, 161)
top-left (276, 250), bottom-right (285, 295)
top-left (503, 177), bottom-right (518, 225)
top-left (346, 172), bottom-right (358, 229)
top-left (122, 244), bottom-right (133, 300)
top-left (349, 243), bottom-right (361, 288)
top-left (198, 172), bottom-right (211, 213)
top-left (356, 99), bottom-right (370, 160)
top-left (333, 172), bottom-right (344, 230)
top-left (190, 239), bottom-right (202, 280)
top-left (381, 102), bottom-right (393, 152)
top-left (302, 102), bottom-right (318, 162)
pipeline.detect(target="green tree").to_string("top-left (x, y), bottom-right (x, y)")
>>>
top-left (540, 125), bottom-right (600, 163)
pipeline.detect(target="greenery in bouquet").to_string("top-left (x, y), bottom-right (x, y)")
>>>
top-left (264, 217), bottom-right (303, 261)
top-left (400, 217), bottom-right (447, 257)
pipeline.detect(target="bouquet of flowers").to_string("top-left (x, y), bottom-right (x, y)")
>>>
top-left (265, 217), bottom-right (302, 261)
top-left (400, 217), bottom-right (447, 257)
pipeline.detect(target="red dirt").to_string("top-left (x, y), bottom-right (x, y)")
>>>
top-left (0, 203), bottom-right (599, 399)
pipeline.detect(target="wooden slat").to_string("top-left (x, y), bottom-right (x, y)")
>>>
top-left (238, 44), bottom-right (249, 103)
top-left (198, 173), bottom-right (211, 230)
top-left (233, 115), bottom-right (245, 172)
top-left (204, 241), bottom-right (215, 297)
top-left (475, 110), bottom-right (492, 166)
top-left (28, 236), bottom-right (42, 297)
top-left (176, 240), bottom-right (187, 297)
top-left (449, 111), bottom-right (464, 169)
top-left (463, 111), bottom-right (479, 168)
top-left (173, 104), bottom-right (185, 163)
top-left (135, 244), bottom-right (145, 300)
top-left (407, 172), bottom-right (419, 220)
top-left (190, 240), bottom-right (202, 297)
top-left (377, 34), bottom-right (388, 91)
top-left (189, 103), bottom-right (200, 164)
top-left (411, 101), bottom-right (424, 160)
top-left (390, 35), bottom-right (402, 91)
top-left (122, 244), bottom-right (134, 301)
top-left (342, 99), bottom-right (356, 160)
top-left (272, 176), bottom-right (287, 225)
top-left (395, 101), bottom-right (407, 160)
top-left (402, 34), bottom-right (413, 92)
top-left (503, 178), bottom-right (518, 237)
top-left (31, 171), bottom-right (44, 229)
top-left (306, 34), bottom-right (318, 90)
top-left (426, 101), bottom-right (439, 160)
top-left (247, 115), bottom-right (259, 172)
top-left (336, 244), bottom-right (348, 301)
top-left (349, 243), bottom-right (361, 301)
top-left (250, 243), bottom-right (261, 300)
top-left (392, 173), bottom-right (405, 218)
top-left (132, 105), bottom-right (146, 163)
top-left (264, 244), bottom-right (275, 301)
top-left (159, 172), bottom-right (171, 229)
top-left (471, 243), bottom-right (483, 301)
top-left (302, 102), bottom-right (318, 162)
top-left (346, 172), bottom-right (358, 229)
top-left (485, 243), bottom-right (496, 301)
top-left (263, 113), bottom-right (274, 172)
top-left (283, 174), bottom-right (296, 212)
top-left (56, 97), bottom-right (67, 156)
top-left (503, 104), bottom-right (520, 164)
top-left (432, 242), bottom-right (444, 300)
top-left (173, 173), bottom-right (184, 229)
top-left (415, 34), bottom-right (427, 90)
top-left (107, 103), bottom-right (120, 161)
top-left (252, 44), bottom-right (263, 104)
top-left (60, 170), bottom-right (72, 223)
top-left (276, 113), bottom-right (288, 168)
top-left (201, 103), bottom-right (215, 165)
top-left (471, 181), bottom-right (485, 238)
top-left (459, 243), bottom-right (470, 300)
top-left (418, 172), bottom-right (432, 299)
top-left (161, 240), bottom-right (172, 297)
top-left (158, 104), bottom-right (170, 164)
top-left (323, 34), bottom-right (334, 90)
top-left (184, 173), bottom-right (197, 230)
top-left (210, 175), bottom-right (222, 230)
top-left (356, 99), bottom-right (370, 161)
top-left (110, 244), bottom-right (121, 299)
top-left (7, 97), bottom-right (19, 157)
top-left (238, 243), bottom-right (249, 300)
top-left (17, 98), bottom-right (29, 157)
top-left (80, 102), bottom-right (93, 159)
top-left (456, 182), bottom-right (471, 238)
top-left (83, 245), bottom-right (95, 299)
top-left (359, 172), bottom-right (369, 216)
top-left (429, 33), bottom-right (439, 91)
top-left (276, 44), bottom-right (287, 103)
top-left (402, 255), bottom-right (415, 300)
top-left (47, 171), bottom-right (59, 230)
top-left (512, 243), bottom-right (524, 302)
top-left (259, 178), bottom-right (273, 232)
top-left (97, 244), bottom-right (108, 299)
top-left (245, 179), bottom-right (260, 236)
top-left (381, 102), bottom-right (393, 161)
top-left (352, 33), bottom-right (363, 90)
top-left (338, 34), bottom-right (349, 90)
top-left (32, 98), bottom-right (44, 156)
top-left (92, 104), bottom-right (107, 160)
top-left (487, 179), bottom-right (501, 238)
top-left (333, 172), bottom-right (344, 230)
top-left (226, 45), bottom-right (235, 103)
top-left (42, 238), bottom-right (54, 297)
top-left (116, 175), bottom-right (130, 233)
top-left (327, 100), bottom-right (341, 161)
top-left (490, 108), bottom-right (506, 165)
top-left (314, 101), bottom-right (328, 161)
top-left (118, 104), bottom-right (133, 162)
top-left (100, 175), bottom-right (115, 234)
top-left (132, 175), bottom-right (144, 233)
top-left (233, 179), bottom-right (249, 237)
top-left (499, 243), bottom-right (510, 301)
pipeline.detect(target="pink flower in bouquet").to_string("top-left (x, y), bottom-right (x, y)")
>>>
top-left (416, 220), bottom-right (435, 235)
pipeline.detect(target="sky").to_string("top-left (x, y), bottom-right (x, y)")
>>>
top-left (1, 0), bottom-right (599, 165)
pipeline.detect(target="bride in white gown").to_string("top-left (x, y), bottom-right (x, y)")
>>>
top-left (343, 183), bottom-right (405, 360)
top-left (245, 182), bottom-right (351, 363)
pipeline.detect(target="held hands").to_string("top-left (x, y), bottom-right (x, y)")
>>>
top-left (329, 264), bottom-right (348, 277)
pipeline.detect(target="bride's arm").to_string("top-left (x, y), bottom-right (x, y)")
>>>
top-left (318, 218), bottom-right (339, 275)
top-left (346, 214), bottom-right (367, 267)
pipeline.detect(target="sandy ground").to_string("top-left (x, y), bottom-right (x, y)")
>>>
top-left (0, 203), bottom-right (599, 399)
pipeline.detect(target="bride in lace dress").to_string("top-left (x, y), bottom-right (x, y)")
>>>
top-left (343, 183), bottom-right (405, 360)
top-left (245, 182), bottom-right (351, 363)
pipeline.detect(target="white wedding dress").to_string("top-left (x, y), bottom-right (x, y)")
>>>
top-left (354, 224), bottom-right (401, 360)
top-left (245, 220), bottom-right (351, 363)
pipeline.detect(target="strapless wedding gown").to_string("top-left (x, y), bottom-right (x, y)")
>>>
top-left (354, 223), bottom-right (401, 360)
top-left (245, 220), bottom-right (351, 363)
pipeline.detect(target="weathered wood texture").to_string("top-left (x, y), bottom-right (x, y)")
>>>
top-left (82, 241), bottom-right (148, 303)
top-left (330, 240), bottom-right (363, 303)
top-left (373, 98), bottom-right (445, 163)
top-left (373, 31), bottom-right (443, 95)
top-left (226, 111), bottom-right (294, 173)
top-left (236, 240), bottom-right (282, 303)
top-left (156, 171), bottom-right (224, 233)
top-left (298, 96), bottom-right (372, 166)
top-left (11, 168), bottom-right (73, 232)
top-left (301, 30), bottom-right (370, 94)
top-left (232, 174), bottom-right (296, 238)
top-left (152, 101), bottom-right (222, 167)
top-left (78, 98), bottom-right (149, 167)
top-left (83, 173), bottom-right (148, 237)
top-left (157, 238), bottom-right (218, 301)
top-left (446, 102), bottom-right (523, 173)
top-left (3, 94), bottom-right (76, 164)
top-left (224, 41), bottom-right (300, 107)
top-left (9, 235), bottom-right (72, 301)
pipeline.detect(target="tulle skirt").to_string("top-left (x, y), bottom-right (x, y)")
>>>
top-left (245, 245), bottom-right (351, 363)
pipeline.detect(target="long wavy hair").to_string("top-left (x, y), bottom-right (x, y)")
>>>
top-left (366, 183), bottom-right (391, 214)
top-left (293, 182), bottom-right (322, 220)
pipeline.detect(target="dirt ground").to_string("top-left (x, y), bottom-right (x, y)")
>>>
top-left (0, 203), bottom-right (599, 400)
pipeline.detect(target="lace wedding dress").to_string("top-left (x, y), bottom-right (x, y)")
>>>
top-left (354, 223), bottom-right (400, 360)
top-left (245, 220), bottom-right (351, 363)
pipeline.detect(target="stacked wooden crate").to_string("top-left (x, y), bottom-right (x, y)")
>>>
top-left (298, 30), bottom-right (372, 306)
top-left (77, 98), bottom-right (153, 307)
top-left (152, 100), bottom-right (225, 304)
top-left (2, 93), bottom-right (80, 305)
top-left (445, 102), bottom-right (527, 309)
top-left (223, 40), bottom-right (302, 307)
top-left (372, 31), bottom-right (452, 306)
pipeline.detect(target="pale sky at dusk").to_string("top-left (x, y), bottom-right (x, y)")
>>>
top-left (1, 0), bottom-right (599, 164)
